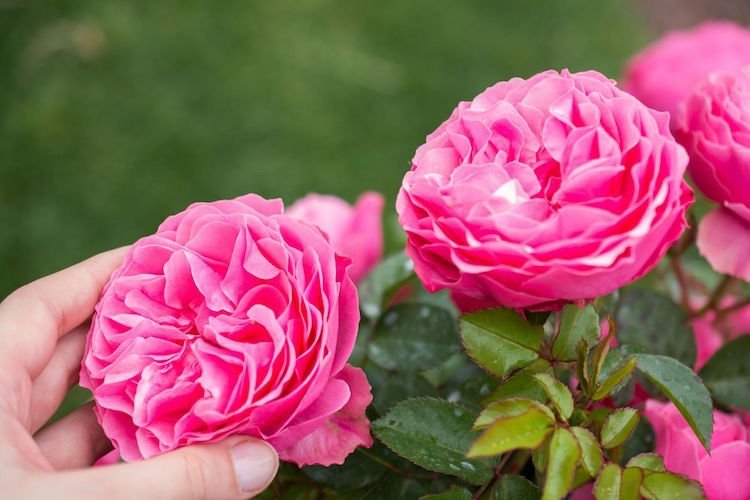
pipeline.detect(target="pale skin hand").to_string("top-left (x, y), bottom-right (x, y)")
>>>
top-left (0, 248), bottom-right (279, 499)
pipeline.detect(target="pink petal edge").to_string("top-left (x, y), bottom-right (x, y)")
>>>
top-left (697, 207), bottom-right (750, 282)
top-left (278, 365), bottom-right (373, 466)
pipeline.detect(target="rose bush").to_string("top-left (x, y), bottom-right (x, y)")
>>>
top-left (73, 60), bottom-right (750, 498)
top-left (624, 21), bottom-right (750, 120)
top-left (80, 194), bottom-right (372, 466)
top-left (676, 67), bottom-right (750, 281)
top-left (287, 192), bottom-right (384, 283)
top-left (644, 400), bottom-right (750, 500)
top-left (397, 69), bottom-right (693, 311)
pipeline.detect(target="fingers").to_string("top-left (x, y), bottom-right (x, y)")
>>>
top-left (52, 437), bottom-right (279, 500)
top-left (34, 403), bottom-right (111, 470)
top-left (28, 325), bottom-right (89, 432)
top-left (0, 247), bottom-right (127, 379)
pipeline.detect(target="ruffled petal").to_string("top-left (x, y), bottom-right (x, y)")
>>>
top-left (277, 365), bottom-right (372, 466)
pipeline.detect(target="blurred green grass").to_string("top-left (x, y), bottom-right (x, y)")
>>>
top-left (0, 0), bottom-right (648, 298)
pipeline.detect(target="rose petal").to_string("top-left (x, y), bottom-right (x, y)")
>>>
top-left (277, 365), bottom-right (373, 466)
top-left (697, 207), bottom-right (750, 282)
top-left (699, 442), bottom-right (750, 500)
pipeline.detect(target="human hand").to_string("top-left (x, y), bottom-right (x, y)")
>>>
top-left (0, 248), bottom-right (278, 499)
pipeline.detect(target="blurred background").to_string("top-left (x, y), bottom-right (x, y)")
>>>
top-left (1, 0), bottom-right (747, 298)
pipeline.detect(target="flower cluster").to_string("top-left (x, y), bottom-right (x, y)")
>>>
top-left (623, 21), bottom-right (750, 120)
top-left (81, 19), bottom-right (750, 500)
top-left (676, 68), bottom-right (750, 281)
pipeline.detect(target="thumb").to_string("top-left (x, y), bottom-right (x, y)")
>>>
top-left (53, 437), bottom-right (279, 500)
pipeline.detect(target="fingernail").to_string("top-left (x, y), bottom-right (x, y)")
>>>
top-left (231, 440), bottom-right (279, 493)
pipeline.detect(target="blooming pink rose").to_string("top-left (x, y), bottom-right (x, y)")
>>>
top-left (692, 298), bottom-right (750, 370)
top-left (80, 194), bottom-right (372, 466)
top-left (287, 192), bottom-right (384, 283)
top-left (397, 69), bottom-right (693, 311)
top-left (623, 21), bottom-right (750, 120)
top-left (676, 67), bottom-right (750, 281)
top-left (644, 400), bottom-right (750, 500)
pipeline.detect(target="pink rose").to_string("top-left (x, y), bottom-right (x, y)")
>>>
top-left (80, 194), bottom-right (372, 467)
top-left (287, 192), bottom-right (384, 283)
top-left (644, 400), bottom-right (750, 500)
top-left (624, 21), bottom-right (750, 121)
top-left (676, 67), bottom-right (750, 281)
top-left (397, 69), bottom-right (693, 311)
top-left (692, 298), bottom-right (750, 370)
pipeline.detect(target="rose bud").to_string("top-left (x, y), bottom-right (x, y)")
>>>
top-left (80, 194), bottom-right (372, 466)
top-left (676, 67), bottom-right (750, 282)
top-left (644, 400), bottom-right (750, 500)
top-left (624, 21), bottom-right (750, 123)
top-left (287, 192), bottom-right (384, 283)
top-left (397, 69), bottom-right (693, 311)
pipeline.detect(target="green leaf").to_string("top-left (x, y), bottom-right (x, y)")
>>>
top-left (372, 398), bottom-right (493, 485)
top-left (699, 335), bottom-right (750, 410)
top-left (634, 354), bottom-right (713, 451)
top-left (273, 483), bottom-right (320, 500)
top-left (422, 352), bottom-right (470, 387)
top-left (543, 428), bottom-right (581, 500)
top-left (533, 437), bottom-right (550, 472)
top-left (626, 453), bottom-right (665, 473)
top-left (455, 371), bottom-right (498, 412)
top-left (358, 252), bottom-right (415, 319)
top-left (588, 317), bottom-right (615, 393)
top-left (491, 475), bottom-right (541, 500)
top-left (593, 463), bottom-right (622, 499)
top-left (533, 373), bottom-right (574, 421)
top-left (421, 486), bottom-right (473, 500)
top-left (569, 408), bottom-right (590, 427)
top-left (368, 304), bottom-right (460, 371)
top-left (358, 474), bottom-right (452, 499)
top-left (620, 467), bottom-right (644, 500)
top-left (594, 356), bottom-right (636, 401)
top-left (576, 340), bottom-right (591, 396)
top-left (460, 308), bottom-right (543, 378)
top-left (621, 418), bottom-right (655, 464)
top-left (606, 354), bottom-right (636, 406)
top-left (468, 407), bottom-right (555, 458)
top-left (474, 398), bottom-right (555, 428)
top-left (365, 365), bottom-right (438, 414)
top-left (571, 467), bottom-right (593, 490)
top-left (639, 472), bottom-right (705, 499)
top-left (483, 360), bottom-right (551, 404)
top-left (601, 408), bottom-right (640, 449)
top-left (302, 448), bottom-right (385, 489)
top-left (615, 289), bottom-right (696, 367)
top-left (552, 304), bottom-right (600, 361)
top-left (571, 427), bottom-right (602, 477)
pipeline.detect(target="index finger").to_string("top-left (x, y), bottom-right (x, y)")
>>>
top-left (0, 247), bottom-right (128, 378)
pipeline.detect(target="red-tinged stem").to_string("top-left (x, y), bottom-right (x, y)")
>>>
top-left (692, 275), bottom-right (734, 318)
top-left (715, 296), bottom-right (750, 321)
top-left (670, 255), bottom-right (693, 314)
top-left (472, 452), bottom-right (515, 500)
